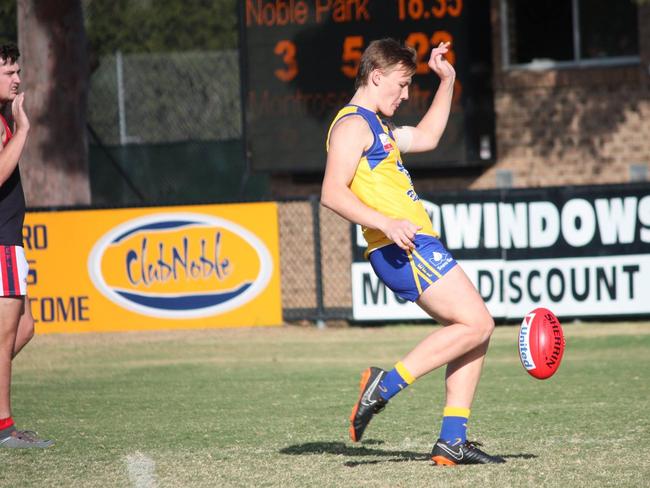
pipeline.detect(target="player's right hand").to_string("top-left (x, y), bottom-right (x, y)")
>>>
top-left (381, 218), bottom-right (421, 251)
top-left (12, 92), bottom-right (29, 133)
top-left (428, 42), bottom-right (455, 82)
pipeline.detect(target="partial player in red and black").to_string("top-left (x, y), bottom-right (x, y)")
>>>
top-left (0, 43), bottom-right (53, 449)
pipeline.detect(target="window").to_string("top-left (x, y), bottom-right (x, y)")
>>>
top-left (502, 0), bottom-right (639, 69)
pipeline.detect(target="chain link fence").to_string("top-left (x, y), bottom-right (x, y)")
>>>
top-left (86, 49), bottom-right (269, 206)
top-left (279, 198), bottom-right (352, 323)
top-left (88, 49), bottom-right (241, 145)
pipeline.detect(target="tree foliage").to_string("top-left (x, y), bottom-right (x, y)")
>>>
top-left (0, 0), bottom-right (16, 44)
top-left (85, 0), bottom-right (238, 56)
top-left (0, 0), bottom-right (238, 54)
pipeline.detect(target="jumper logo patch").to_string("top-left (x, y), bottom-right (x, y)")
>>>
top-left (88, 213), bottom-right (273, 318)
top-left (429, 251), bottom-right (453, 272)
top-left (379, 133), bottom-right (393, 152)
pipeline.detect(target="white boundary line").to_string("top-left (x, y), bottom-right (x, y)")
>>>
top-left (125, 452), bottom-right (157, 488)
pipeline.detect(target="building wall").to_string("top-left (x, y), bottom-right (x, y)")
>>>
top-left (482, 0), bottom-right (650, 189)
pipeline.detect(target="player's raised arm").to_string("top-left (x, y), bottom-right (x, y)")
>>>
top-left (321, 116), bottom-right (420, 251)
top-left (0, 92), bottom-right (28, 187)
top-left (395, 42), bottom-right (456, 154)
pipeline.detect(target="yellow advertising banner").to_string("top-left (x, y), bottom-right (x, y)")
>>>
top-left (24, 202), bottom-right (282, 333)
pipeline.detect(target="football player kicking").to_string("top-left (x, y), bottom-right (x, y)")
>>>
top-left (321, 38), bottom-right (504, 465)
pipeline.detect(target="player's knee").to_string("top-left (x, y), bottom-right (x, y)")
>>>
top-left (474, 315), bottom-right (495, 344)
top-left (482, 316), bottom-right (496, 341)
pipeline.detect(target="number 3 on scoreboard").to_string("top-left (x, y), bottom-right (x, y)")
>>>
top-left (274, 40), bottom-right (298, 82)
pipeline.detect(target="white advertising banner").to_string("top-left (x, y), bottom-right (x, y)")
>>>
top-left (351, 184), bottom-right (650, 321)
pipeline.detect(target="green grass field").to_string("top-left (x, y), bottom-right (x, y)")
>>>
top-left (1, 322), bottom-right (649, 487)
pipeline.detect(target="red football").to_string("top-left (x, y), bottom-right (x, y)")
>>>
top-left (518, 308), bottom-right (565, 379)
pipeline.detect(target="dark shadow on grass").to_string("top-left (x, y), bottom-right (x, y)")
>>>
top-left (501, 453), bottom-right (538, 460)
top-left (279, 440), bottom-right (430, 467)
top-left (280, 441), bottom-right (538, 467)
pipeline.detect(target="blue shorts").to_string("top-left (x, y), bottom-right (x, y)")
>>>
top-left (368, 234), bottom-right (457, 302)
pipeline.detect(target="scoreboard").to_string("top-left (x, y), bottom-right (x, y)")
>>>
top-left (240, 0), bottom-right (494, 172)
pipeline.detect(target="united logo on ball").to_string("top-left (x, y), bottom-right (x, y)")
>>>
top-left (518, 307), bottom-right (565, 379)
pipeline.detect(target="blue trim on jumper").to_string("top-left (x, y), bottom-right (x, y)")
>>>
top-left (344, 105), bottom-right (390, 170)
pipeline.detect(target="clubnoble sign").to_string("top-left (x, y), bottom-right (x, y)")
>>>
top-left (24, 202), bottom-right (282, 333)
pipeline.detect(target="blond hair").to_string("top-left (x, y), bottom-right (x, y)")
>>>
top-left (355, 38), bottom-right (416, 89)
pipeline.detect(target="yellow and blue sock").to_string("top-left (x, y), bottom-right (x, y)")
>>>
top-left (439, 406), bottom-right (470, 445)
top-left (378, 361), bottom-right (415, 401)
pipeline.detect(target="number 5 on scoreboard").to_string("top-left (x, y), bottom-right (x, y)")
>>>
top-left (341, 35), bottom-right (364, 79)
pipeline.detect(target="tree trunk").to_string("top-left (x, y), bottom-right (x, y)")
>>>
top-left (17, 0), bottom-right (90, 206)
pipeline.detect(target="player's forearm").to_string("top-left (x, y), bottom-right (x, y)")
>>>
top-left (0, 129), bottom-right (27, 186)
top-left (321, 184), bottom-right (389, 232)
top-left (415, 78), bottom-right (455, 149)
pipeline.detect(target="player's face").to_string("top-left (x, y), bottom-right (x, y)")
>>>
top-left (0, 60), bottom-right (20, 103)
top-left (377, 64), bottom-right (411, 117)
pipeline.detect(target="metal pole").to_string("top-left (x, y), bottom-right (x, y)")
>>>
top-left (499, 0), bottom-right (509, 69)
top-left (310, 195), bottom-right (326, 329)
top-left (116, 50), bottom-right (127, 145)
top-left (572, 0), bottom-right (581, 64)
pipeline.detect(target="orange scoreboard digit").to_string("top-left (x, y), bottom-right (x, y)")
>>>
top-left (240, 0), bottom-right (494, 172)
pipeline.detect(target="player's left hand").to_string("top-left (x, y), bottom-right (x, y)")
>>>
top-left (12, 92), bottom-right (29, 133)
top-left (428, 42), bottom-right (455, 81)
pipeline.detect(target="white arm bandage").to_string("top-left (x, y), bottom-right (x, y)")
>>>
top-left (393, 126), bottom-right (413, 153)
